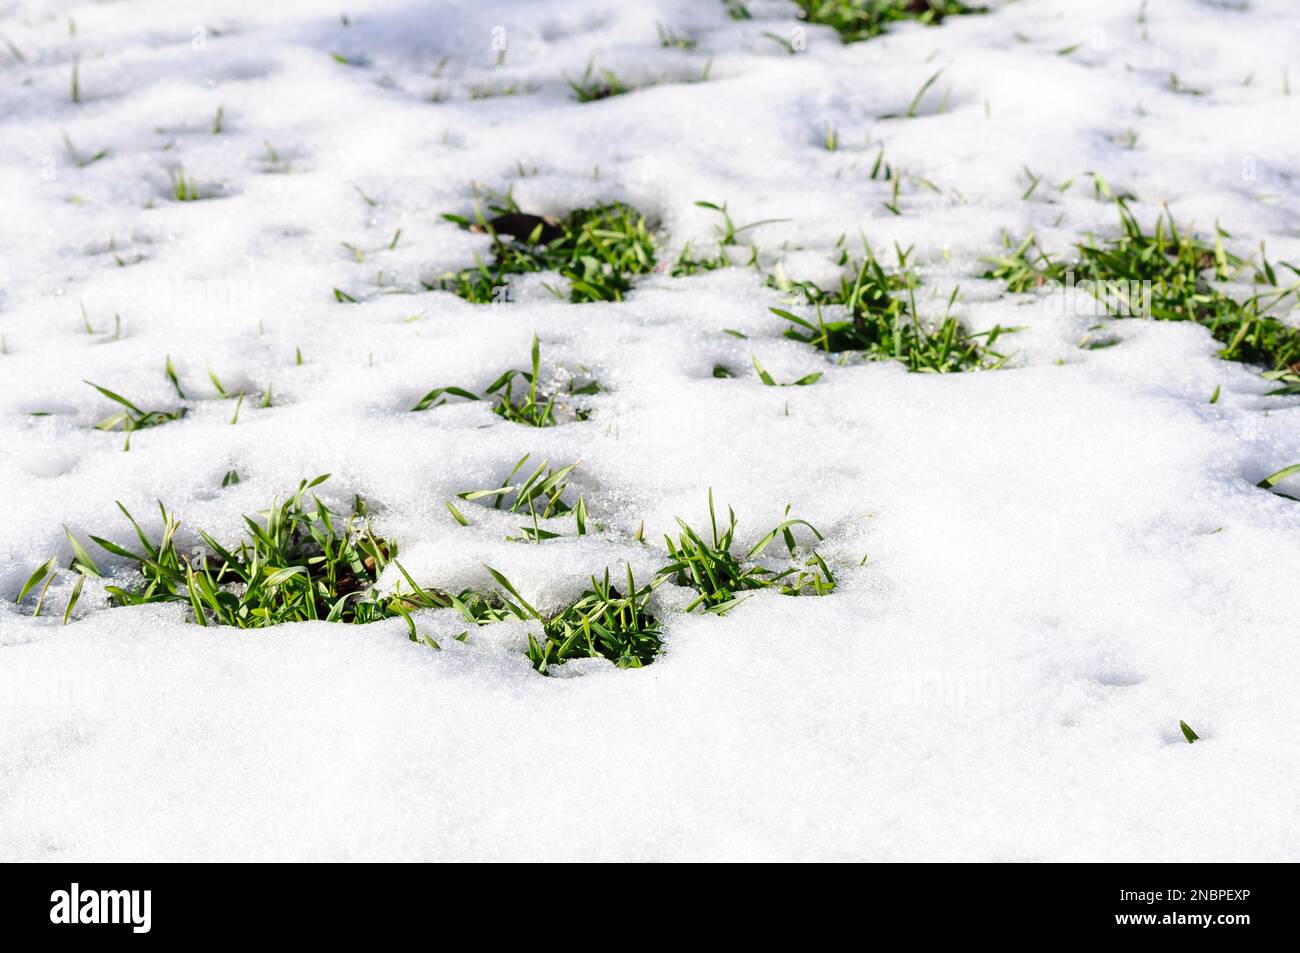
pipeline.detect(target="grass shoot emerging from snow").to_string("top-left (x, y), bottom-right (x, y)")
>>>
top-left (986, 199), bottom-right (1300, 371)
top-left (1257, 462), bottom-right (1300, 502)
top-left (493, 565), bottom-right (664, 673)
top-left (167, 166), bottom-right (204, 202)
top-left (796, 0), bottom-right (986, 44)
top-left (567, 60), bottom-right (631, 102)
top-left (411, 334), bottom-right (599, 426)
top-left (49, 476), bottom-right (511, 630)
top-left (98, 477), bottom-right (394, 625)
top-left (63, 132), bottom-right (107, 168)
top-left (672, 200), bottom-right (787, 277)
top-left (454, 454), bottom-right (589, 542)
top-left (431, 189), bottom-right (656, 304)
top-left (18, 476), bottom-right (657, 674)
top-left (772, 242), bottom-right (1013, 371)
top-left (566, 58), bottom-right (713, 103)
top-left (660, 490), bottom-right (835, 613)
top-left (17, 477), bottom-right (843, 674)
top-left (86, 358), bottom-right (275, 449)
top-left (85, 380), bottom-right (187, 449)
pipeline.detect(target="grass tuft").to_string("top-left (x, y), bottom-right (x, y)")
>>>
top-left (772, 242), bottom-right (1013, 371)
top-left (88, 477), bottom-right (508, 628)
top-left (1262, 369), bottom-right (1300, 397)
top-left (430, 188), bottom-right (656, 304)
top-left (467, 81), bottom-right (538, 100)
top-left (86, 381), bottom-right (187, 449)
top-left (63, 132), bottom-right (108, 167)
top-left (657, 23), bottom-right (697, 49)
top-left (567, 60), bottom-right (630, 102)
top-left (879, 68), bottom-right (945, 119)
top-left (658, 489), bottom-right (834, 613)
top-left (411, 335), bottom-right (598, 426)
top-left (168, 166), bottom-right (203, 202)
top-left (672, 200), bottom-right (787, 277)
top-left (751, 354), bottom-right (821, 386)
top-left (513, 565), bottom-right (663, 673)
top-left (20, 478), bottom-right (849, 675)
top-left (457, 454), bottom-right (587, 542)
top-left (796, 0), bottom-right (985, 44)
top-left (1257, 463), bottom-right (1300, 501)
top-left (985, 199), bottom-right (1300, 371)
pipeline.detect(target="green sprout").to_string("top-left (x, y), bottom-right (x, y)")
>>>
top-left (429, 188), bottom-right (656, 303)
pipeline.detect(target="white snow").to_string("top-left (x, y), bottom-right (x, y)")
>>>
top-left (2, 0), bottom-right (1300, 860)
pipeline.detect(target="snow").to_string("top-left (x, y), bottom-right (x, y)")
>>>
top-left (2, 0), bottom-right (1300, 860)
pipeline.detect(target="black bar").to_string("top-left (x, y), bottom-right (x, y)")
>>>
top-left (0, 863), bottom-right (1287, 941)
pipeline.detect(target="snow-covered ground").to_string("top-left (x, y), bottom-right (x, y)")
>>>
top-left (2, 0), bottom-right (1300, 861)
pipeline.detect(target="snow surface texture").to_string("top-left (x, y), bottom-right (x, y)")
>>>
top-left (2, 0), bottom-right (1300, 861)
